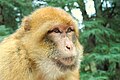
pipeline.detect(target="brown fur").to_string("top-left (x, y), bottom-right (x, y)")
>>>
top-left (0, 7), bottom-right (83, 80)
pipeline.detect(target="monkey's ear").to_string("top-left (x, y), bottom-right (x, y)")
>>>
top-left (21, 16), bottom-right (31, 31)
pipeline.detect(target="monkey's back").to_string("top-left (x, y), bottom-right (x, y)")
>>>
top-left (0, 36), bottom-right (33, 80)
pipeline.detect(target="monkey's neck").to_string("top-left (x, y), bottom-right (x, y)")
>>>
top-left (36, 71), bottom-right (78, 80)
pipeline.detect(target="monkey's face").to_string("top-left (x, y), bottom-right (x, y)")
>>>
top-left (21, 7), bottom-right (83, 76)
top-left (44, 24), bottom-right (80, 72)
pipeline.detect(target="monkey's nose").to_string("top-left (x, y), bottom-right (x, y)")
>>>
top-left (66, 46), bottom-right (71, 50)
top-left (65, 41), bottom-right (73, 50)
top-left (64, 37), bottom-right (73, 50)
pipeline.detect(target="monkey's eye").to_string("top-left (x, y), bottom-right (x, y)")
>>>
top-left (66, 27), bottom-right (74, 33)
top-left (53, 28), bottom-right (61, 33)
top-left (48, 28), bottom-right (61, 34)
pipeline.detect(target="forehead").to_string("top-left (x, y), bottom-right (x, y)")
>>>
top-left (52, 24), bottom-right (74, 30)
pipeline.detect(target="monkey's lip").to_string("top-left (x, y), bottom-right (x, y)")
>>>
top-left (54, 56), bottom-right (75, 66)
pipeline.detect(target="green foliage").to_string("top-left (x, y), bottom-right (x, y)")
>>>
top-left (0, 25), bottom-right (11, 41)
top-left (0, 0), bottom-right (33, 32)
top-left (44, 0), bottom-right (77, 7)
top-left (80, 0), bottom-right (120, 79)
top-left (80, 18), bottom-right (120, 79)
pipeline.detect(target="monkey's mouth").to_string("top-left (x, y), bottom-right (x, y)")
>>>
top-left (58, 56), bottom-right (75, 65)
top-left (52, 56), bottom-right (77, 71)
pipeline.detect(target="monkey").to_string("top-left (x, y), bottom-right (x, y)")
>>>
top-left (0, 7), bottom-right (83, 80)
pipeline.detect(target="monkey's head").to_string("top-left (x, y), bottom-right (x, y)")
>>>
top-left (20, 7), bottom-right (83, 76)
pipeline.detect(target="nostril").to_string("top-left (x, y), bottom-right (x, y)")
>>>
top-left (66, 46), bottom-right (70, 50)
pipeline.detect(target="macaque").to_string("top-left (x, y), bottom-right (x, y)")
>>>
top-left (0, 7), bottom-right (83, 80)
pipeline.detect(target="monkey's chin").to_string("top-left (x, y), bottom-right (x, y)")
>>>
top-left (52, 56), bottom-right (77, 71)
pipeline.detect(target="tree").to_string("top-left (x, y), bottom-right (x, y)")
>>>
top-left (0, 0), bottom-right (33, 33)
top-left (0, 0), bottom-right (33, 41)
top-left (79, 0), bottom-right (120, 80)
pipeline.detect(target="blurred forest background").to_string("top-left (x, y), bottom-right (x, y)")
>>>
top-left (0, 0), bottom-right (120, 80)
